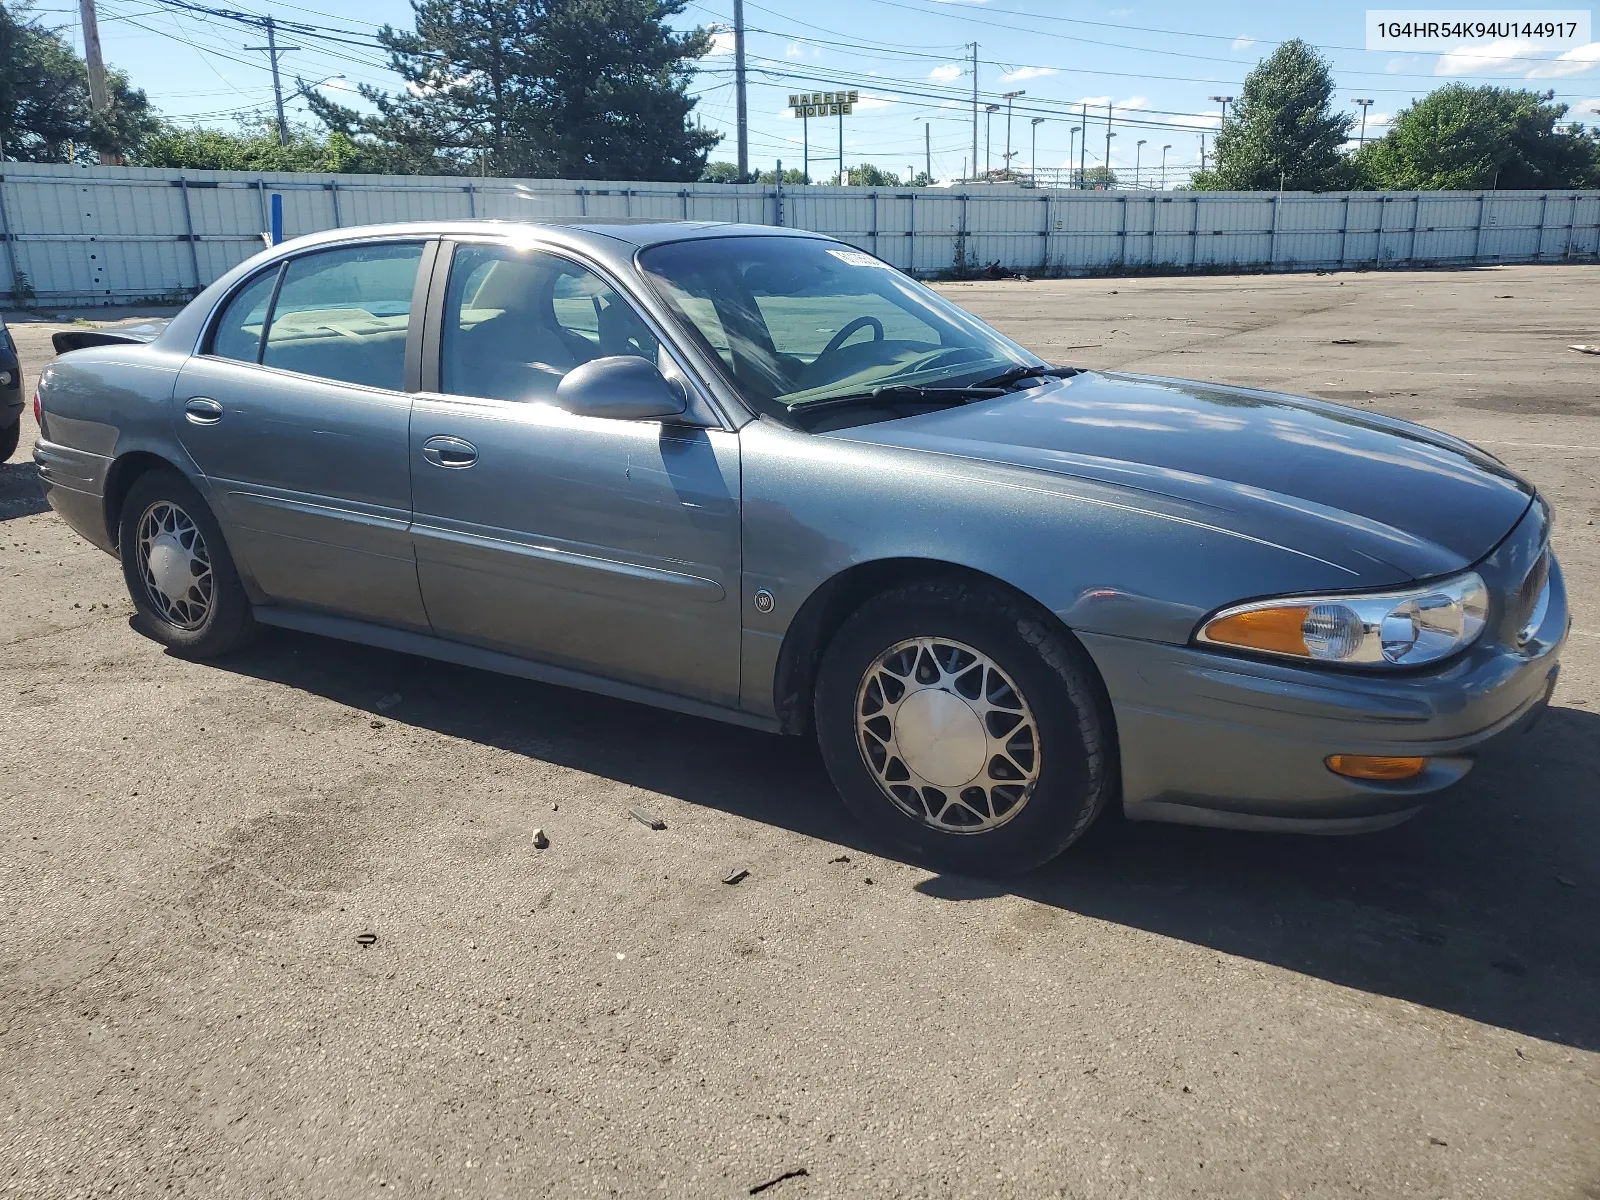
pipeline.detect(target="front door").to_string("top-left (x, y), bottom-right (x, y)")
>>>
top-left (174, 240), bottom-right (432, 630)
top-left (408, 240), bottom-right (742, 706)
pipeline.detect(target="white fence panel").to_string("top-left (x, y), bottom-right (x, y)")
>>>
top-left (0, 163), bottom-right (1594, 303)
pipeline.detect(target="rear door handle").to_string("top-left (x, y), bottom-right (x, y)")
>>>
top-left (422, 435), bottom-right (478, 468)
top-left (184, 397), bottom-right (223, 425)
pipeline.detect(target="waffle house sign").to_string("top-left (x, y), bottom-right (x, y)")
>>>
top-left (790, 91), bottom-right (858, 117)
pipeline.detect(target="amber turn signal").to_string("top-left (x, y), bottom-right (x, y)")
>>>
top-left (1201, 605), bottom-right (1313, 657)
top-left (1325, 754), bottom-right (1428, 781)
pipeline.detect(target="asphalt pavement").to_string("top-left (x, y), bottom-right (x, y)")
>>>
top-left (1, 265), bottom-right (1597, 1199)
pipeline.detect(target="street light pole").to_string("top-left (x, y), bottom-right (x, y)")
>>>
top-left (1104, 101), bottom-right (1113, 184)
top-left (1352, 98), bottom-right (1374, 148)
top-left (1030, 116), bottom-right (1044, 184)
top-left (1161, 143), bottom-right (1171, 189)
top-left (1001, 89), bottom-right (1025, 176)
top-left (1135, 139), bottom-right (1146, 189)
top-left (1079, 102), bottom-right (1088, 189)
top-left (984, 103), bottom-right (999, 176)
top-left (1209, 94), bottom-right (1235, 129)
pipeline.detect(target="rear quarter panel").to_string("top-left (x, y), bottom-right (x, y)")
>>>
top-left (35, 346), bottom-right (192, 551)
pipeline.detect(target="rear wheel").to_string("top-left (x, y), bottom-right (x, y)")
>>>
top-left (815, 579), bottom-right (1114, 877)
top-left (118, 468), bottom-right (258, 657)
top-left (0, 416), bottom-right (18, 463)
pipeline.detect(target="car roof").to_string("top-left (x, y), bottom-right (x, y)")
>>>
top-left (275, 219), bottom-right (828, 254)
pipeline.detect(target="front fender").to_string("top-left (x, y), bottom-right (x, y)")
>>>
top-left (736, 419), bottom-right (1386, 721)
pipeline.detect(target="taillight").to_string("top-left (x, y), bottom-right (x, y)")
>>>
top-left (32, 390), bottom-right (41, 426)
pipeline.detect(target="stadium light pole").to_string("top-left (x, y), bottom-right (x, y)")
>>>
top-left (1352, 98), bottom-right (1374, 147)
top-left (1104, 130), bottom-right (1116, 187)
top-left (984, 103), bottom-right (1000, 176)
top-left (1209, 94), bottom-right (1235, 128)
top-left (1030, 116), bottom-right (1044, 183)
top-left (1068, 125), bottom-right (1080, 187)
top-left (1161, 143), bottom-right (1171, 189)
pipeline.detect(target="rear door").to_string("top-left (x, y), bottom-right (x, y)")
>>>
top-left (174, 239), bottom-right (433, 630)
top-left (407, 238), bottom-right (743, 706)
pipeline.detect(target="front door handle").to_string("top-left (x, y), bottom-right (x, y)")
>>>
top-left (422, 435), bottom-right (478, 469)
top-left (184, 397), bottom-right (223, 425)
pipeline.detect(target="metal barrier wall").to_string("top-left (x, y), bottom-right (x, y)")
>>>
top-left (0, 163), bottom-right (1596, 303)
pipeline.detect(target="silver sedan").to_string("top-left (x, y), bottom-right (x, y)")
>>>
top-left (34, 221), bottom-right (1568, 875)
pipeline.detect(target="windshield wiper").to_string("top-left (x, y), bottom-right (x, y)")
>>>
top-left (969, 363), bottom-right (1083, 389)
top-left (786, 382), bottom-right (1007, 416)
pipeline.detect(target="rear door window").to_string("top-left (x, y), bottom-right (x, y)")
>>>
top-left (260, 243), bottom-right (424, 390)
top-left (209, 268), bottom-right (280, 364)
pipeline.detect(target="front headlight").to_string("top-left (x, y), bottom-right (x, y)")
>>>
top-left (1196, 572), bottom-right (1490, 668)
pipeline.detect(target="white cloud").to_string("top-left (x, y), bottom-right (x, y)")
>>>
top-left (1434, 36), bottom-right (1600, 78)
top-left (784, 41), bottom-right (805, 59)
top-left (853, 93), bottom-right (894, 110)
top-left (1232, 35), bottom-right (1255, 51)
top-left (998, 65), bottom-right (1057, 83)
top-left (1117, 94), bottom-right (1150, 110)
top-left (928, 63), bottom-right (963, 83)
top-left (706, 29), bottom-right (735, 56)
top-left (1573, 96), bottom-right (1600, 123)
top-left (323, 77), bottom-right (351, 91)
top-left (1075, 95), bottom-right (1112, 108)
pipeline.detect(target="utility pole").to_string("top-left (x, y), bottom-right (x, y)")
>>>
top-left (1352, 98), bottom-right (1374, 148)
top-left (733, 0), bottom-right (749, 181)
top-left (1199, 133), bottom-right (1207, 173)
top-left (1001, 89), bottom-right (1024, 175)
top-left (1079, 102), bottom-right (1087, 189)
top-left (925, 121), bottom-right (931, 181)
top-left (984, 103), bottom-right (999, 176)
top-left (969, 42), bottom-right (979, 182)
top-left (1030, 117), bottom-right (1044, 184)
top-left (78, 0), bottom-right (118, 164)
top-left (247, 17), bottom-right (301, 146)
top-left (1103, 101), bottom-right (1113, 184)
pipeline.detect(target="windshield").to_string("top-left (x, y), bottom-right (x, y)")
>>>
top-left (637, 236), bottom-right (1038, 410)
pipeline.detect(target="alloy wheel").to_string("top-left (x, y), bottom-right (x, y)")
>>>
top-left (136, 500), bottom-right (213, 630)
top-left (854, 636), bottom-right (1041, 834)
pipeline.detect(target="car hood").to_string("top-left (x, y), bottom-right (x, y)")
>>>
top-left (826, 371), bottom-right (1534, 583)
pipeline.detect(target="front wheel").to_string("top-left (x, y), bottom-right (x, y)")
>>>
top-left (815, 579), bottom-right (1115, 877)
top-left (118, 468), bottom-right (259, 657)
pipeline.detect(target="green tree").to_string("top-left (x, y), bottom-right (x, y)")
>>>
top-left (1358, 85), bottom-right (1600, 190)
top-left (756, 165), bottom-right (806, 184)
top-left (135, 120), bottom-right (401, 174)
top-left (1079, 165), bottom-right (1118, 188)
top-left (0, 2), bottom-right (155, 161)
top-left (1192, 39), bottom-right (1353, 191)
top-left (846, 163), bottom-right (900, 187)
top-left (306, 0), bottom-right (719, 180)
top-left (700, 160), bottom-right (741, 182)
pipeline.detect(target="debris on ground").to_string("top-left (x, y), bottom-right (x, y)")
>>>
top-left (828, 854), bottom-right (851, 864)
top-left (1555, 874), bottom-right (1576, 888)
top-left (1331, 338), bottom-right (1359, 345)
top-left (722, 866), bottom-right (749, 885)
top-left (532, 829), bottom-right (550, 849)
top-left (749, 1167), bottom-right (808, 1195)
top-left (375, 692), bottom-right (401, 711)
top-left (1568, 345), bottom-right (1600, 355)
top-left (629, 806), bottom-right (666, 830)
top-left (864, 877), bottom-right (874, 885)
top-left (355, 932), bottom-right (378, 948)
top-left (369, 720), bottom-right (384, 730)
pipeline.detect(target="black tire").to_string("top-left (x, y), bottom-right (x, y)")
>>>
top-left (0, 416), bottom-right (18, 463)
top-left (118, 467), bottom-right (259, 657)
top-left (815, 578), bottom-right (1115, 877)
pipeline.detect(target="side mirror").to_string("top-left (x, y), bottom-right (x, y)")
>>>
top-left (555, 355), bottom-right (687, 421)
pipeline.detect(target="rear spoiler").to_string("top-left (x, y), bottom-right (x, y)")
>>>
top-left (52, 318), bottom-right (172, 354)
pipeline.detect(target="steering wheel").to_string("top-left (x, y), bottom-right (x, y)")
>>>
top-left (819, 315), bottom-right (884, 358)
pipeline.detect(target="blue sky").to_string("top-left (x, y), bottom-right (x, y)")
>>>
top-left (44, 0), bottom-right (1600, 183)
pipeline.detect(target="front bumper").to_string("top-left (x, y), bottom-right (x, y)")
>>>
top-left (1081, 552), bottom-right (1569, 835)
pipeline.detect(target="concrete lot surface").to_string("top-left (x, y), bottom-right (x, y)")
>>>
top-left (2, 266), bottom-right (1597, 1199)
